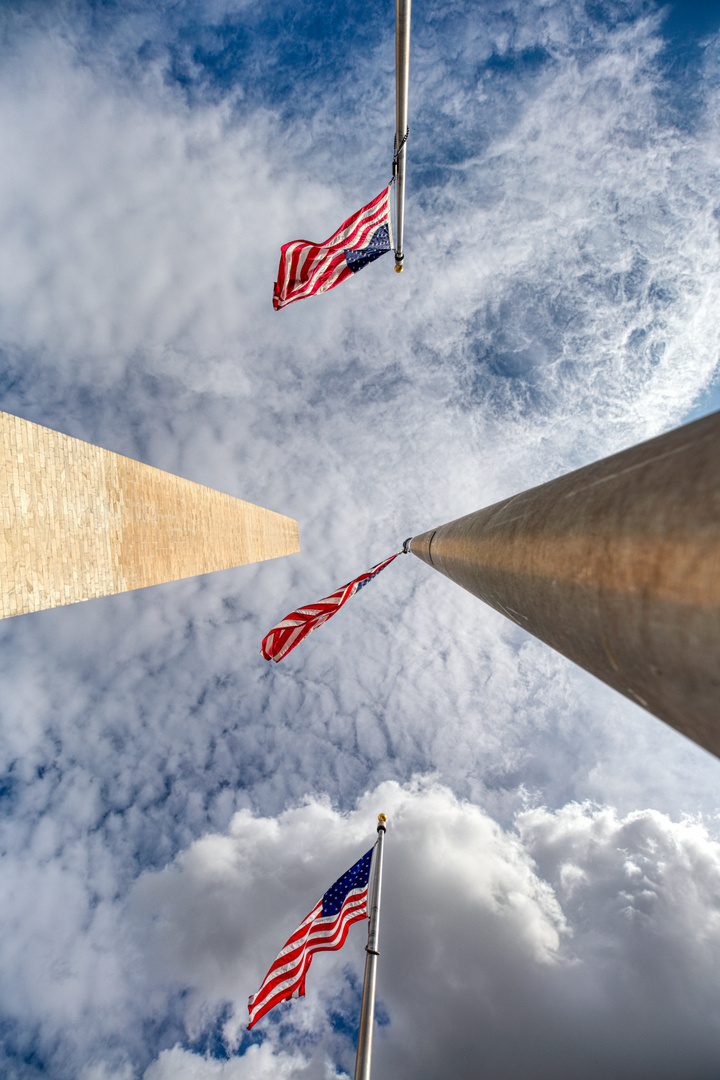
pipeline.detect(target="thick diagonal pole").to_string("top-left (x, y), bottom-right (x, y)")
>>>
top-left (407, 411), bottom-right (720, 758)
top-left (394, 0), bottom-right (411, 272)
top-left (354, 815), bottom-right (387, 1080)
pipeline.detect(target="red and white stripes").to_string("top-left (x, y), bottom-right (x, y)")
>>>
top-left (273, 187), bottom-right (392, 310)
top-left (261, 553), bottom-right (401, 663)
top-left (247, 887), bottom-right (369, 1029)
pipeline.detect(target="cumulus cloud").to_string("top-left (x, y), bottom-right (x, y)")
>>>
top-left (144, 1044), bottom-right (309, 1080)
top-left (128, 782), bottom-right (720, 1080)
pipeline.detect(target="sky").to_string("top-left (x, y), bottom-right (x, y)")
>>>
top-left (1, 0), bottom-right (720, 1076)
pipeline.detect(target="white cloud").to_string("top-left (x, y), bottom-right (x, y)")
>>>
top-left (131, 781), bottom-right (720, 1079)
top-left (144, 1043), bottom-right (311, 1080)
top-left (2, 2), bottom-right (719, 457)
top-left (80, 1064), bottom-right (135, 1080)
top-left (129, 781), bottom-right (565, 1041)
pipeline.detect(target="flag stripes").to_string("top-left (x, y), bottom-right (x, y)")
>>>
top-left (273, 187), bottom-right (393, 310)
top-left (261, 552), bottom-right (401, 662)
top-left (248, 848), bottom-right (374, 1029)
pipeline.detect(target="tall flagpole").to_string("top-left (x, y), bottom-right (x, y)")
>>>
top-left (394, 0), bottom-right (411, 272)
top-left (354, 814), bottom-right (387, 1080)
top-left (406, 410), bottom-right (720, 758)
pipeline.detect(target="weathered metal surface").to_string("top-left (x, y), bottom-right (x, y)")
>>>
top-left (410, 411), bottom-right (720, 757)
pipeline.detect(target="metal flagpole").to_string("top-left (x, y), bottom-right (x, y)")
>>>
top-left (405, 409), bottom-right (720, 759)
top-left (394, 0), bottom-right (411, 272)
top-left (354, 814), bottom-right (387, 1080)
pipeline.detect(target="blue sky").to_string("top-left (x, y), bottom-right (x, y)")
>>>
top-left (2, 0), bottom-right (720, 1077)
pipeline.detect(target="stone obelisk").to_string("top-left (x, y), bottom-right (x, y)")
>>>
top-left (409, 410), bottom-right (720, 758)
top-left (1, 411), bottom-right (299, 619)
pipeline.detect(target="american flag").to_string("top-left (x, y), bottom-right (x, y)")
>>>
top-left (247, 847), bottom-right (374, 1030)
top-left (261, 552), bottom-right (402, 663)
top-left (273, 187), bottom-right (393, 310)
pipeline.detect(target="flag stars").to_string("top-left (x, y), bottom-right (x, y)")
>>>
top-left (321, 849), bottom-right (374, 916)
top-left (345, 224), bottom-right (392, 274)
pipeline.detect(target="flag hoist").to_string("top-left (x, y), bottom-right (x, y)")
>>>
top-left (248, 816), bottom-right (388, 1080)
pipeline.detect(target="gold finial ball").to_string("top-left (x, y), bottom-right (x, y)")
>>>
top-left (394, 264), bottom-right (403, 273)
top-left (378, 813), bottom-right (387, 822)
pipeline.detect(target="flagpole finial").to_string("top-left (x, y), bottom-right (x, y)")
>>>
top-left (394, 264), bottom-right (403, 273)
top-left (377, 814), bottom-right (387, 832)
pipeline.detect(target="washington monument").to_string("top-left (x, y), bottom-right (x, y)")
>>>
top-left (1, 411), bottom-right (299, 619)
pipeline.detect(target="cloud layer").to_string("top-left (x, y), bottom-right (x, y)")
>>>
top-left (1, 0), bottom-right (720, 1075)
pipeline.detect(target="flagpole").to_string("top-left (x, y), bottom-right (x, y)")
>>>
top-left (354, 814), bottom-right (387, 1080)
top-left (407, 409), bottom-right (720, 758)
top-left (394, 0), bottom-right (411, 272)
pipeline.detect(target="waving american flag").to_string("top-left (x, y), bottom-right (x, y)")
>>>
top-left (273, 186), bottom-right (393, 310)
top-left (261, 552), bottom-right (402, 663)
top-left (248, 847), bottom-right (374, 1029)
